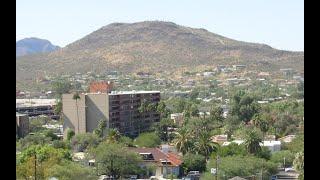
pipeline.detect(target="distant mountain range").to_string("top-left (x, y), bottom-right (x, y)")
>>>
top-left (16, 37), bottom-right (60, 57)
top-left (16, 21), bottom-right (303, 86)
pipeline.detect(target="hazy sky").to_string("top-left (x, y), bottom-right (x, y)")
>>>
top-left (16, 0), bottom-right (304, 51)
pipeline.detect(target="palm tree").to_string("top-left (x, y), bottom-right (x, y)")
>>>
top-left (94, 119), bottom-right (107, 138)
top-left (253, 114), bottom-right (270, 141)
top-left (138, 99), bottom-right (148, 134)
top-left (194, 131), bottom-right (219, 160)
top-left (244, 129), bottom-right (262, 154)
top-left (73, 92), bottom-right (80, 134)
top-left (175, 128), bottom-right (192, 155)
top-left (106, 129), bottom-right (121, 143)
top-left (98, 119), bottom-right (107, 137)
top-left (293, 151), bottom-right (304, 180)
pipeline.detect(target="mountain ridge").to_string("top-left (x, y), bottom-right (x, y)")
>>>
top-left (16, 21), bottom-right (303, 86)
top-left (16, 37), bottom-right (60, 57)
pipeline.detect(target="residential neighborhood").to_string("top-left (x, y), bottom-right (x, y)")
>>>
top-left (16, 1), bottom-right (304, 179)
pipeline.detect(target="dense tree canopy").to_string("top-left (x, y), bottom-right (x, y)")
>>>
top-left (134, 132), bottom-right (161, 148)
top-left (92, 142), bottom-right (142, 179)
top-left (204, 155), bottom-right (277, 180)
top-left (182, 153), bottom-right (206, 173)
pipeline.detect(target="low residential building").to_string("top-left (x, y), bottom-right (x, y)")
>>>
top-left (128, 147), bottom-right (183, 178)
top-left (278, 135), bottom-right (296, 143)
top-left (62, 91), bottom-right (160, 138)
top-left (203, 71), bottom-right (215, 77)
top-left (232, 65), bottom-right (246, 71)
top-left (211, 134), bottom-right (228, 144)
top-left (264, 135), bottom-right (276, 141)
top-left (16, 113), bottom-right (29, 138)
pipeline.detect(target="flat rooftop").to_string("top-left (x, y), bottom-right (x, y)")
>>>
top-left (16, 112), bottom-right (28, 116)
top-left (16, 99), bottom-right (57, 108)
top-left (84, 90), bottom-right (160, 95)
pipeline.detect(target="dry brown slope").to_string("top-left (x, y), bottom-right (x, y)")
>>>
top-left (16, 21), bottom-right (304, 84)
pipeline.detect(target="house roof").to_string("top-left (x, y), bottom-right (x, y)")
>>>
top-left (228, 176), bottom-right (247, 180)
top-left (128, 147), bottom-right (182, 166)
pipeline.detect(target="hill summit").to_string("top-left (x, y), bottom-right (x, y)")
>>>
top-left (16, 37), bottom-right (60, 57)
top-left (16, 21), bottom-right (303, 83)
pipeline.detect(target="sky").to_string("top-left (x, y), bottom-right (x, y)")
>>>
top-left (16, 0), bottom-right (304, 51)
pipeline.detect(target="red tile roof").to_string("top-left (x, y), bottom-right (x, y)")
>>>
top-left (128, 147), bottom-right (182, 166)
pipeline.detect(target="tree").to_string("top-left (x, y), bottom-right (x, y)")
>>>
top-left (252, 113), bottom-right (270, 140)
top-left (54, 100), bottom-right (62, 115)
top-left (173, 98), bottom-right (186, 113)
top-left (293, 151), bottom-right (304, 180)
top-left (49, 161), bottom-right (97, 180)
top-left (138, 99), bottom-right (151, 134)
top-left (174, 128), bottom-right (193, 155)
top-left (230, 91), bottom-right (260, 123)
top-left (18, 133), bottom-right (51, 151)
top-left (156, 100), bottom-right (171, 118)
top-left (205, 155), bottom-right (277, 179)
top-left (106, 129), bottom-right (121, 143)
top-left (29, 116), bottom-right (48, 133)
top-left (92, 142), bottom-right (142, 179)
top-left (119, 136), bottom-right (134, 147)
top-left (154, 118), bottom-right (175, 142)
top-left (209, 105), bottom-right (224, 124)
top-left (94, 119), bottom-right (107, 138)
top-left (51, 81), bottom-right (72, 98)
top-left (71, 133), bottom-right (100, 152)
top-left (66, 129), bottom-right (75, 141)
top-left (243, 129), bottom-right (262, 154)
top-left (193, 131), bottom-right (219, 160)
top-left (134, 132), bottom-right (161, 148)
top-left (16, 145), bottom-right (72, 179)
top-left (283, 134), bottom-right (304, 153)
top-left (42, 129), bottom-right (59, 141)
top-left (214, 143), bottom-right (247, 157)
top-left (182, 153), bottom-right (206, 174)
top-left (256, 146), bottom-right (272, 160)
top-left (271, 150), bottom-right (295, 168)
top-left (73, 92), bottom-right (81, 134)
top-left (184, 103), bottom-right (199, 118)
top-left (223, 115), bottom-right (240, 140)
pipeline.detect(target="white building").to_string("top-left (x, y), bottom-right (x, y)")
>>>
top-left (222, 140), bottom-right (281, 152)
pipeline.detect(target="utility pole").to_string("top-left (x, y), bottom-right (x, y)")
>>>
top-left (34, 154), bottom-right (37, 180)
top-left (216, 155), bottom-right (219, 180)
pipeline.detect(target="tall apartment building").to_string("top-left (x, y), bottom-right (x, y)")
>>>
top-left (62, 91), bottom-right (160, 138)
top-left (16, 113), bottom-right (29, 138)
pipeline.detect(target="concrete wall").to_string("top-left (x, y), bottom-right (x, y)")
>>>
top-left (85, 94), bottom-right (109, 133)
top-left (62, 94), bottom-right (86, 136)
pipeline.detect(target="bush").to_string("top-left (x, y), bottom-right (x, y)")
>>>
top-left (256, 147), bottom-right (272, 160)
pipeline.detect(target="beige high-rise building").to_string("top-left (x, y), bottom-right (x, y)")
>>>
top-left (62, 91), bottom-right (160, 138)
